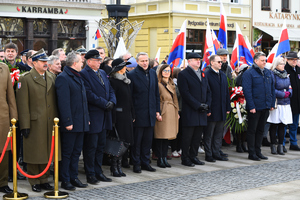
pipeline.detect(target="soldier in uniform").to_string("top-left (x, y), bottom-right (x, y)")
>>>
top-left (16, 49), bottom-right (60, 192)
top-left (0, 62), bottom-right (18, 194)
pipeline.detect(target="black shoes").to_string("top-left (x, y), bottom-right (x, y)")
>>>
top-left (141, 164), bottom-right (156, 172)
top-left (70, 178), bottom-right (88, 188)
top-left (248, 155), bottom-right (261, 161)
top-left (157, 158), bottom-right (166, 168)
top-left (133, 165), bottom-right (141, 173)
top-left (61, 181), bottom-right (76, 191)
top-left (277, 144), bottom-right (285, 155)
top-left (257, 154), bottom-right (268, 160)
top-left (96, 173), bottom-right (112, 182)
top-left (219, 150), bottom-right (228, 157)
top-left (190, 157), bottom-right (205, 165)
top-left (163, 157), bottom-right (171, 168)
top-left (289, 145), bottom-right (300, 151)
top-left (40, 183), bottom-right (54, 190)
top-left (181, 159), bottom-right (195, 167)
top-left (32, 184), bottom-right (41, 192)
top-left (205, 156), bottom-right (216, 162)
top-left (270, 144), bottom-right (277, 154)
top-left (0, 185), bottom-right (13, 194)
top-left (213, 155), bottom-right (229, 161)
top-left (86, 176), bottom-right (99, 185)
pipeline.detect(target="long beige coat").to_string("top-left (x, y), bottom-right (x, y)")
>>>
top-left (154, 81), bottom-right (179, 139)
top-left (16, 68), bottom-right (60, 164)
top-left (0, 63), bottom-right (18, 152)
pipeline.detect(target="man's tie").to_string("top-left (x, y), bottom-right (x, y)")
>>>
top-left (96, 71), bottom-right (105, 85)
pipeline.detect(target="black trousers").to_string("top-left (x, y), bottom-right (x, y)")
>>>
top-left (247, 109), bottom-right (269, 156)
top-left (181, 126), bottom-right (203, 161)
top-left (131, 127), bottom-right (153, 166)
top-left (155, 139), bottom-right (169, 158)
top-left (171, 112), bottom-right (182, 152)
top-left (269, 123), bottom-right (285, 145)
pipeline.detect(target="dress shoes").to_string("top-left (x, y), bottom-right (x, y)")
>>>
top-left (86, 176), bottom-right (99, 185)
top-left (181, 159), bottom-right (195, 167)
top-left (219, 150), bottom-right (228, 157)
top-left (141, 164), bottom-right (156, 172)
top-left (213, 155), bottom-right (229, 161)
top-left (205, 156), bottom-right (216, 162)
top-left (32, 184), bottom-right (41, 192)
top-left (248, 155), bottom-right (261, 161)
top-left (0, 185), bottom-right (13, 194)
top-left (40, 183), bottom-right (54, 190)
top-left (283, 146), bottom-right (287, 153)
top-left (133, 165), bottom-right (141, 173)
top-left (256, 154), bottom-right (268, 160)
top-left (157, 158), bottom-right (166, 168)
top-left (61, 181), bottom-right (76, 191)
top-left (71, 178), bottom-right (88, 188)
top-left (96, 173), bottom-right (112, 182)
top-left (289, 145), bottom-right (300, 151)
top-left (163, 157), bottom-right (171, 168)
top-left (190, 157), bottom-right (205, 165)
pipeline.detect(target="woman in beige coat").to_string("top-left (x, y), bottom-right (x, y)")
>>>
top-left (154, 64), bottom-right (179, 168)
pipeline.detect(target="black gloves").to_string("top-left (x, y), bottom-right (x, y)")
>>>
top-left (21, 129), bottom-right (30, 138)
top-left (105, 101), bottom-right (114, 111)
top-left (198, 103), bottom-right (209, 112)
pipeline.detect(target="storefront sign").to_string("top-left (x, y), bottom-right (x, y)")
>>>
top-left (269, 12), bottom-right (300, 20)
top-left (188, 20), bottom-right (234, 28)
top-left (254, 22), bottom-right (297, 28)
top-left (17, 6), bottom-right (68, 14)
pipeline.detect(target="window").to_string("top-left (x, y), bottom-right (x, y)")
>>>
top-left (208, 0), bottom-right (218, 2)
top-left (231, 0), bottom-right (239, 3)
top-left (261, 0), bottom-right (271, 11)
top-left (282, 0), bottom-right (290, 12)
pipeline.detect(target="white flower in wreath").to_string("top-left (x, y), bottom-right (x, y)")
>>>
top-left (241, 108), bottom-right (245, 113)
top-left (231, 102), bottom-right (235, 108)
top-left (232, 108), bottom-right (237, 113)
top-left (234, 114), bottom-right (239, 119)
top-left (239, 104), bottom-right (241, 108)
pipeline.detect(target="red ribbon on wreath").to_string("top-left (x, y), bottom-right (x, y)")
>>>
top-left (10, 69), bottom-right (20, 86)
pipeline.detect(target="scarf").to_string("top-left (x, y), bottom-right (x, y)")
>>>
top-left (112, 72), bottom-right (131, 84)
top-left (273, 68), bottom-right (288, 79)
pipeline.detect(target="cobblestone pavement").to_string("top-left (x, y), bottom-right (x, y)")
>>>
top-left (29, 158), bottom-right (300, 200)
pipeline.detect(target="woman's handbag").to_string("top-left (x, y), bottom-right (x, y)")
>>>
top-left (104, 125), bottom-right (129, 157)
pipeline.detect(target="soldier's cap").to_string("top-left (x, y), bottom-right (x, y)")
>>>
top-left (187, 53), bottom-right (202, 60)
top-left (85, 49), bottom-right (102, 60)
top-left (30, 48), bottom-right (50, 62)
top-left (20, 49), bottom-right (29, 56)
top-left (76, 46), bottom-right (87, 54)
top-left (217, 48), bottom-right (229, 55)
top-left (108, 58), bottom-right (131, 75)
top-left (286, 51), bottom-right (299, 59)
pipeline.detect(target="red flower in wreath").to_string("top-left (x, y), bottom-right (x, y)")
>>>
top-left (11, 68), bottom-right (17, 72)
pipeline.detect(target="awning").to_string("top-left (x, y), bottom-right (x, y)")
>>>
top-left (254, 26), bottom-right (300, 42)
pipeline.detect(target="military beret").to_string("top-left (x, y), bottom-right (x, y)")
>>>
top-left (217, 48), bottom-right (229, 55)
top-left (76, 48), bottom-right (87, 54)
top-left (84, 49), bottom-right (102, 60)
top-left (187, 53), bottom-right (201, 59)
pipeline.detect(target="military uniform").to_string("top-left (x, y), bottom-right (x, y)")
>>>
top-left (0, 63), bottom-right (18, 192)
top-left (16, 67), bottom-right (60, 186)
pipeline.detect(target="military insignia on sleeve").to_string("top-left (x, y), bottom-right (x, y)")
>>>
top-left (17, 82), bottom-right (21, 89)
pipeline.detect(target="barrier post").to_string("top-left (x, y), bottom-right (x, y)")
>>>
top-left (44, 118), bottom-right (68, 199)
top-left (3, 119), bottom-right (28, 200)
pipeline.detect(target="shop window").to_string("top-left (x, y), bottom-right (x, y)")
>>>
top-left (33, 20), bottom-right (50, 36)
top-left (282, 0), bottom-right (290, 12)
top-left (58, 20), bottom-right (86, 38)
top-left (261, 0), bottom-right (271, 11)
top-left (231, 0), bottom-right (239, 3)
top-left (0, 18), bottom-right (24, 37)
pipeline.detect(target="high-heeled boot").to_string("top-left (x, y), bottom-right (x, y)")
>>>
top-left (157, 158), bottom-right (166, 168)
top-left (277, 144), bottom-right (285, 155)
top-left (117, 158), bottom-right (126, 176)
top-left (163, 157), bottom-right (171, 168)
top-left (110, 157), bottom-right (121, 177)
top-left (270, 144), bottom-right (277, 154)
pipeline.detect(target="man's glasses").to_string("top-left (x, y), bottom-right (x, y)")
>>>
top-left (216, 61), bottom-right (222, 63)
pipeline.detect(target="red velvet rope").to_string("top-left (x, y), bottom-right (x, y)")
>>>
top-left (0, 136), bottom-right (11, 163)
top-left (11, 135), bottom-right (55, 179)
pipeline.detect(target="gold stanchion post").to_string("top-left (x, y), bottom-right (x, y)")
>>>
top-left (3, 118), bottom-right (28, 200)
top-left (44, 118), bottom-right (68, 199)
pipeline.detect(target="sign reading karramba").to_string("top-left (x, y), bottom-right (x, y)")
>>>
top-left (17, 6), bottom-right (68, 14)
top-left (188, 20), bottom-right (234, 28)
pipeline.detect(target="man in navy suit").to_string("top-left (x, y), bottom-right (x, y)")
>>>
top-left (80, 50), bottom-right (116, 184)
top-left (177, 53), bottom-right (211, 167)
top-left (127, 52), bottom-right (161, 173)
top-left (204, 55), bottom-right (230, 162)
top-left (56, 51), bottom-right (89, 190)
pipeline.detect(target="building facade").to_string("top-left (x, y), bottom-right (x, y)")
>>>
top-left (0, 0), bottom-right (105, 53)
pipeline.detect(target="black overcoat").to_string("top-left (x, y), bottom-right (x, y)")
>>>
top-left (285, 63), bottom-right (300, 114)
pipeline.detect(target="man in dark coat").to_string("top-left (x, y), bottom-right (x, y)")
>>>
top-left (127, 52), bottom-right (161, 173)
top-left (177, 53), bottom-right (211, 167)
top-left (204, 55), bottom-right (230, 162)
top-left (242, 52), bottom-right (275, 161)
top-left (80, 50), bottom-right (116, 184)
top-left (56, 51), bottom-right (89, 190)
top-left (285, 51), bottom-right (300, 150)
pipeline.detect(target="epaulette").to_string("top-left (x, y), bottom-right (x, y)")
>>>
top-left (20, 71), bottom-right (30, 76)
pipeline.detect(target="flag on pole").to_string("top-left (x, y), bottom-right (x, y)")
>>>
top-left (245, 36), bottom-right (255, 57)
top-left (230, 38), bottom-right (238, 70)
top-left (253, 35), bottom-right (263, 48)
top-left (275, 20), bottom-right (290, 57)
top-left (155, 47), bottom-right (161, 63)
top-left (167, 20), bottom-right (186, 68)
top-left (95, 29), bottom-right (101, 40)
top-left (236, 23), bottom-right (253, 66)
top-left (201, 18), bottom-right (215, 70)
top-left (212, 30), bottom-right (220, 53)
top-left (218, 1), bottom-right (227, 49)
top-left (113, 37), bottom-right (127, 59)
top-left (267, 43), bottom-right (279, 63)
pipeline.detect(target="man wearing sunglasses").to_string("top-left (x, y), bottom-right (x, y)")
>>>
top-left (203, 55), bottom-right (230, 162)
top-left (216, 48), bottom-right (232, 80)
